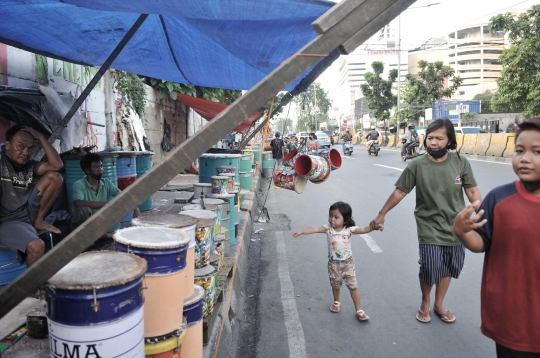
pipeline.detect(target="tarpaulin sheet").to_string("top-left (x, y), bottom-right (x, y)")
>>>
top-left (0, 0), bottom-right (333, 91)
top-left (177, 94), bottom-right (260, 132)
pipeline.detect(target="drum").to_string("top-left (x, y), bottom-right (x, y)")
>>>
top-left (194, 265), bottom-right (217, 317)
top-left (240, 154), bottom-right (252, 172)
top-left (318, 148), bottom-right (342, 170)
top-left (253, 146), bottom-right (261, 163)
top-left (144, 319), bottom-right (187, 358)
top-left (181, 203), bottom-right (220, 237)
top-left (130, 213), bottom-right (198, 298)
top-left (294, 154), bottom-right (330, 181)
top-left (207, 193), bottom-right (235, 245)
top-left (214, 233), bottom-right (230, 256)
top-left (46, 252), bottom-right (146, 357)
top-left (209, 253), bottom-right (223, 272)
top-left (114, 227), bottom-right (190, 338)
top-left (221, 173), bottom-right (236, 193)
top-left (199, 154), bottom-right (241, 184)
top-left (180, 285), bottom-right (204, 358)
top-left (310, 156), bottom-right (332, 184)
top-left (211, 176), bottom-right (229, 195)
top-left (261, 151), bottom-right (274, 178)
top-left (283, 148), bottom-right (300, 168)
top-left (181, 210), bottom-right (218, 269)
top-left (0, 248), bottom-right (26, 285)
top-left (239, 171), bottom-right (253, 190)
top-left (191, 198), bottom-right (225, 239)
top-left (215, 166), bottom-right (236, 177)
top-left (136, 151), bottom-right (154, 211)
top-left (273, 166), bottom-right (308, 194)
top-left (193, 183), bottom-right (212, 199)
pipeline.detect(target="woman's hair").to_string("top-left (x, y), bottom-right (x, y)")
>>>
top-left (423, 118), bottom-right (457, 150)
top-left (329, 201), bottom-right (356, 228)
top-left (80, 153), bottom-right (102, 172)
top-left (310, 132), bottom-right (317, 140)
top-left (515, 117), bottom-right (540, 141)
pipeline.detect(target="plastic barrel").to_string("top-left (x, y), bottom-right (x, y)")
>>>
top-left (136, 151), bottom-right (153, 211)
top-left (199, 154), bottom-right (241, 184)
top-left (239, 172), bottom-right (253, 190)
top-left (0, 249), bottom-right (26, 285)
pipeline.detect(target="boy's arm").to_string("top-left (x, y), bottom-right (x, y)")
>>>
top-left (453, 201), bottom-right (487, 253)
top-left (292, 226), bottom-right (326, 237)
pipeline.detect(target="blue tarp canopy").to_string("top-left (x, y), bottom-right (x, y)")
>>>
top-left (0, 0), bottom-right (334, 91)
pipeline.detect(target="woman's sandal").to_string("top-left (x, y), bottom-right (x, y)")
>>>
top-left (434, 309), bottom-right (456, 323)
top-left (330, 301), bottom-right (340, 313)
top-left (416, 308), bottom-right (431, 323)
top-left (356, 309), bottom-right (369, 321)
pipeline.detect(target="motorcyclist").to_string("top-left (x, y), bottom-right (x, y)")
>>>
top-left (341, 129), bottom-right (353, 152)
top-left (365, 126), bottom-right (380, 151)
top-left (401, 123), bottom-right (419, 159)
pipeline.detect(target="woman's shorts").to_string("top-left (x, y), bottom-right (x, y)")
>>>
top-left (328, 257), bottom-right (357, 289)
top-left (418, 244), bottom-right (465, 286)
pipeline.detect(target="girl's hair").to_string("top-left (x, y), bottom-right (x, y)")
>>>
top-left (310, 132), bottom-right (317, 140)
top-left (423, 118), bottom-right (457, 150)
top-left (329, 201), bottom-right (356, 228)
top-left (515, 117), bottom-right (540, 141)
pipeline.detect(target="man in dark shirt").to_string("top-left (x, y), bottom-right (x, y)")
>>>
top-left (270, 131), bottom-right (285, 167)
top-left (0, 125), bottom-right (63, 266)
top-left (365, 126), bottom-right (380, 151)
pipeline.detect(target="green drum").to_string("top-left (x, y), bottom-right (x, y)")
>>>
top-left (239, 171), bottom-right (254, 190)
top-left (253, 146), bottom-right (261, 163)
top-left (261, 151), bottom-right (274, 178)
top-left (240, 155), bottom-right (252, 172)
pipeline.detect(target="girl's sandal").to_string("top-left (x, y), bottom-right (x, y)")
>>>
top-left (356, 309), bottom-right (369, 321)
top-left (330, 301), bottom-right (340, 313)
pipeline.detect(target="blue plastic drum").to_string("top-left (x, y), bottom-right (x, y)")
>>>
top-left (135, 151), bottom-right (154, 211)
top-left (46, 251), bottom-right (147, 357)
top-left (0, 248), bottom-right (26, 286)
top-left (199, 154), bottom-right (241, 184)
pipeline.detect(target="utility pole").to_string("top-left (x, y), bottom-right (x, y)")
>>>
top-left (397, 15), bottom-right (401, 128)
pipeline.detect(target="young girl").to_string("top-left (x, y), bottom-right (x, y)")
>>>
top-left (293, 201), bottom-right (382, 321)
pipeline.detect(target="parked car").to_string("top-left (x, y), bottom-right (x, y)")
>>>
top-left (323, 130), bottom-right (335, 145)
top-left (454, 127), bottom-right (487, 134)
top-left (315, 131), bottom-right (332, 148)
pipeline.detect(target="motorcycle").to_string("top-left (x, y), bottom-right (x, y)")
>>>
top-left (401, 139), bottom-right (420, 161)
top-left (367, 141), bottom-right (380, 156)
top-left (343, 141), bottom-right (353, 156)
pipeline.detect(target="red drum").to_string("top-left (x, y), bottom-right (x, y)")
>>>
top-left (272, 166), bottom-right (308, 194)
top-left (318, 148), bottom-right (342, 170)
top-left (283, 149), bottom-right (300, 168)
top-left (295, 154), bottom-right (330, 181)
top-left (118, 176), bottom-right (136, 190)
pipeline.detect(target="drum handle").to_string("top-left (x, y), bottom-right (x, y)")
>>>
top-left (139, 278), bottom-right (148, 297)
top-left (91, 286), bottom-right (100, 312)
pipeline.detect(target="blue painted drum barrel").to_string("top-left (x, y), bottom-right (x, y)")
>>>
top-left (199, 154), bottom-right (241, 184)
top-left (181, 210), bottom-right (218, 269)
top-left (191, 198), bottom-right (225, 237)
top-left (135, 151), bottom-right (154, 211)
top-left (273, 166), bottom-right (308, 194)
top-left (211, 176), bottom-right (229, 195)
top-left (239, 171), bottom-right (254, 190)
top-left (144, 318), bottom-right (186, 358)
top-left (114, 227), bottom-right (190, 338)
top-left (240, 154), bottom-right (252, 172)
top-left (0, 247), bottom-right (26, 285)
top-left (261, 151), bottom-right (274, 178)
top-left (130, 213), bottom-right (198, 298)
top-left (193, 183), bottom-right (212, 199)
top-left (180, 285), bottom-right (204, 358)
top-left (207, 193), bottom-right (235, 245)
top-left (46, 251), bottom-right (147, 357)
top-left (193, 265), bottom-right (217, 318)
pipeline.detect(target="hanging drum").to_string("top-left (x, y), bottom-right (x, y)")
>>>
top-left (294, 154), bottom-right (330, 181)
top-left (273, 166), bottom-right (308, 194)
top-left (317, 148), bottom-right (342, 170)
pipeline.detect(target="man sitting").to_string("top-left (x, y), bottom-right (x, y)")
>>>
top-left (71, 153), bottom-right (140, 232)
top-left (365, 126), bottom-right (380, 151)
top-left (0, 125), bottom-right (63, 267)
top-left (341, 130), bottom-right (353, 152)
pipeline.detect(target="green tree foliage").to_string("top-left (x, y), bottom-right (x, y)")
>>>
top-left (292, 83), bottom-right (332, 132)
top-left (115, 70), bottom-right (147, 119)
top-left (403, 60), bottom-right (463, 118)
top-left (360, 61), bottom-right (397, 123)
top-left (148, 79), bottom-right (242, 105)
top-left (490, 6), bottom-right (540, 116)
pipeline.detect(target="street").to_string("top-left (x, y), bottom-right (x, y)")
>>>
top-left (238, 146), bottom-right (516, 358)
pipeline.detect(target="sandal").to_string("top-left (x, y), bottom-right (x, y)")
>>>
top-left (356, 309), bottom-right (369, 321)
top-left (416, 308), bottom-right (431, 323)
top-left (330, 301), bottom-right (340, 313)
top-left (434, 309), bottom-right (456, 323)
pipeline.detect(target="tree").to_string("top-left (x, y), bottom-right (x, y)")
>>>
top-left (273, 117), bottom-right (293, 134)
top-left (292, 83), bottom-right (332, 132)
top-left (490, 6), bottom-right (540, 117)
top-left (403, 60), bottom-right (463, 118)
top-left (360, 61), bottom-right (397, 126)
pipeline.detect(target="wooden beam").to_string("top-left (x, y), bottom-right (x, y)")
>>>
top-left (0, 0), bottom-right (414, 319)
top-left (312, 0), bottom-right (366, 34)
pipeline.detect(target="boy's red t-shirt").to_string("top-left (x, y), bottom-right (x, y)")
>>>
top-left (475, 181), bottom-right (540, 352)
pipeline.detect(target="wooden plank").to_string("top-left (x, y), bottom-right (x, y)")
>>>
top-left (0, 0), bottom-right (413, 319)
top-left (312, 0), bottom-right (366, 34)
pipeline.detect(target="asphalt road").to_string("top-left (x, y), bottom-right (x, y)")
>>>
top-left (238, 145), bottom-right (517, 358)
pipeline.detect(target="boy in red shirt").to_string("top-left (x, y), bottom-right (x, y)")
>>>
top-left (454, 118), bottom-right (540, 357)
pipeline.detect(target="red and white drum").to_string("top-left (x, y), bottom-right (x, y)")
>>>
top-left (273, 166), bottom-right (308, 194)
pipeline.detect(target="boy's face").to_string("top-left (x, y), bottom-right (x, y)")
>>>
top-left (513, 129), bottom-right (540, 182)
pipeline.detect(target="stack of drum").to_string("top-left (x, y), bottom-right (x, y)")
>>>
top-left (239, 151), bottom-right (254, 190)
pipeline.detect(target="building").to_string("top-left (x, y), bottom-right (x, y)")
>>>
top-left (408, 37), bottom-right (448, 75)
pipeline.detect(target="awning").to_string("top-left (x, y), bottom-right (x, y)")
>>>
top-left (177, 94), bottom-right (261, 132)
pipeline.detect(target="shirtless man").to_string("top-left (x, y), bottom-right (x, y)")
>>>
top-left (0, 125), bottom-right (63, 267)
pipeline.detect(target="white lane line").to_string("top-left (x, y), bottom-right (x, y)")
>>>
top-left (374, 164), bottom-right (404, 171)
top-left (275, 231), bottom-right (307, 358)
top-left (360, 234), bottom-right (383, 253)
top-left (342, 156), bottom-right (355, 159)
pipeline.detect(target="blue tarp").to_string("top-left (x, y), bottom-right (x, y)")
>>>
top-left (0, 0), bottom-right (334, 90)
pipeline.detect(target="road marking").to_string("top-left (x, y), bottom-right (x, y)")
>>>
top-left (467, 158), bottom-right (512, 165)
top-left (342, 156), bottom-right (355, 159)
top-left (275, 231), bottom-right (307, 358)
top-left (360, 234), bottom-right (383, 253)
top-left (374, 164), bottom-right (404, 171)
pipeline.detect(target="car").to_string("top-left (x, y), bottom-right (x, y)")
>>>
top-left (454, 126), bottom-right (487, 134)
top-left (323, 130), bottom-right (335, 145)
top-left (315, 131), bottom-right (331, 148)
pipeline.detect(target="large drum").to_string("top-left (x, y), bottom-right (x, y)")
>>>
top-left (180, 285), bottom-right (204, 358)
top-left (114, 227), bottom-right (190, 338)
top-left (130, 213), bottom-right (198, 298)
top-left (181, 203), bottom-right (220, 237)
top-left (294, 154), bottom-right (330, 181)
top-left (211, 176), bottom-right (229, 195)
top-left (191, 198), bottom-right (225, 239)
top-left (240, 154), bottom-right (252, 172)
top-left (239, 171), bottom-right (254, 190)
top-left (273, 166), bottom-right (308, 194)
top-left (181, 210), bottom-right (217, 269)
top-left (136, 151), bottom-right (154, 211)
top-left (144, 319), bottom-right (187, 358)
top-left (199, 154), bottom-right (241, 184)
top-left (261, 151), bottom-right (274, 178)
top-left (193, 183), bottom-right (212, 199)
top-left (207, 193), bottom-right (235, 245)
top-left (194, 265), bottom-right (217, 318)
top-left (46, 252), bottom-right (146, 357)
